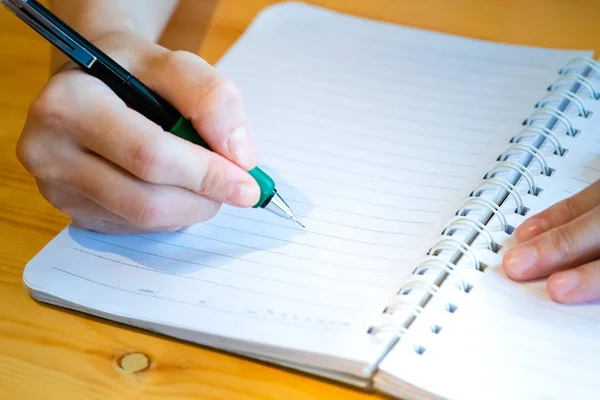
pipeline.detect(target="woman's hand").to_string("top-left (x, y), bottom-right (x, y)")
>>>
top-left (502, 179), bottom-right (600, 304)
top-left (17, 32), bottom-right (259, 234)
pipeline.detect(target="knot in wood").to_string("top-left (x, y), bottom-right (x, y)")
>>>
top-left (117, 352), bottom-right (150, 374)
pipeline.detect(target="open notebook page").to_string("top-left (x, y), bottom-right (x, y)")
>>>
top-left (376, 62), bottom-right (600, 398)
top-left (22, 2), bottom-right (588, 379)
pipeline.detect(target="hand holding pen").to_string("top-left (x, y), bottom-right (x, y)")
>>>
top-left (4, 0), bottom-right (301, 234)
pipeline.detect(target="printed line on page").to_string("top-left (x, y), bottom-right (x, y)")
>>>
top-left (579, 164), bottom-right (600, 173)
top-left (276, 184), bottom-right (443, 213)
top-left (220, 212), bottom-right (426, 237)
top-left (276, 179), bottom-right (450, 203)
top-left (135, 234), bottom-right (390, 286)
top-left (571, 176), bottom-right (594, 185)
top-left (207, 216), bottom-right (424, 244)
top-left (70, 250), bottom-right (358, 309)
top-left (261, 135), bottom-right (485, 166)
top-left (252, 119), bottom-right (489, 157)
top-left (198, 222), bottom-right (417, 250)
top-left (81, 238), bottom-right (379, 297)
top-left (53, 265), bottom-right (356, 326)
top-left (279, 24), bottom-right (555, 69)
top-left (180, 228), bottom-right (409, 259)
top-left (250, 112), bottom-right (500, 145)
top-left (287, 198), bottom-right (439, 224)
top-left (123, 233), bottom-right (400, 273)
top-left (240, 63), bottom-right (531, 112)
top-left (264, 32), bottom-right (552, 81)
top-left (261, 160), bottom-right (463, 191)
top-left (261, 141), bottom-right (477, 175)
top-left (243, 80), bottom-right (520, 124)
top-left (250, 97), bottom-right (511, 137)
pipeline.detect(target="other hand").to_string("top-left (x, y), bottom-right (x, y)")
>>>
top-left (502, 179), bottom-right (600, 304)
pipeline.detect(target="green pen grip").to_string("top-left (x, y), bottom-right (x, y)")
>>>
top-left (169, 117), bottom-right (275, 208)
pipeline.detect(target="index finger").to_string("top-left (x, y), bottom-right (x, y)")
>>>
top-left (514, 179), bottom-right (600, 243)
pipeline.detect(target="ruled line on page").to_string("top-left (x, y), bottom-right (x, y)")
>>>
top-left (571, 176), bottom-right (594, 185)
top-left (261, 140), bottom-right (480, 168)
top-left (241, 58), bottom-right (534, 107)
top-left (239, 63), bottom-right (530, 112)
top-left (196, 223), bottom-right (417, 251)
top-left (249, 112), bottom-right (501, 145)
top-left (242, 80), bottom-right (521, 124)
top-left (274, 185), bottom-right (443, 213)
top-left (285, 198), bottom-right (439, 224)
top-left (175, 230), bottom-right (405, 263)
top-left (131, 234), bottom-right (391, 286)
top-left (580, 164), bottom-right (600, 173)
top-left (120, 233), bottom-right (401, 274)
top-left (252, 119), bottom-right (489, 157)
top-left (276, 23), bottom-right (556, 69)
top-left (262, 32), bottom-right (553, 81)
top-left (81, 238), bottom-right (380, 298)
top-left (252, 44), bottom-right (548, 95)
top-left (262, 128), bottom-right (489, 161)
top-left (249, 96), bottom-right (514, 136)
top-left (275, 179), bottom-right (450, 203)
top-left (53, 264), bottom-right (357, 316)
top-left (260, 161), bottom-right (463, 191)
top-left (248, 100), bottom-right (510, 136)
top-left (204, 218), bottom-right (423, 245)
top-left (276, 185), bottom-right (444, 214)
top-left (179, 227), bottom-right (408, 260)
top-left (219, 212), bottom-right (426, 237)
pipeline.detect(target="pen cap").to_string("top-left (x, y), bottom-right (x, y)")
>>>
top-left (169, 117), bottom-right (275, 208)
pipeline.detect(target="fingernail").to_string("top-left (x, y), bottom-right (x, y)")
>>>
top-left (227, 125), bottom-right (258, 170)
top-left (551, 271), bottom-right (580, 297)
top-left (515, 218), bottom-right (547, 243)
top-left (503, 245), bottom-right (538, 278)
top-left (227, 182), bottom-right (260, 207)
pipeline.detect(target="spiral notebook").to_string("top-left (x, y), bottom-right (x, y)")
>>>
top-left (23, 3), bottom-right (600, 399)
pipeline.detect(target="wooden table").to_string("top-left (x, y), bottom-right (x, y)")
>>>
top-left (1, 1), bottom-right (599, 399)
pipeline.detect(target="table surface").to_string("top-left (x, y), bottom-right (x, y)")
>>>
top-left (1, 1), bottom-right (599, 399)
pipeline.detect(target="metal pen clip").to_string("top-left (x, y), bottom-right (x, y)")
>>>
top-left (1, 0), bottom-right (97, 67)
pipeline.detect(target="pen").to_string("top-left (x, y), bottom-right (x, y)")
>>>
top-left (1, 0), bottom-right (304, 228)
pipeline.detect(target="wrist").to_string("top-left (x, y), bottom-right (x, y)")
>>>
top-left (51, 31), bottom-right (167, 76)
top-left (49, 0), bottom-right (178, 73)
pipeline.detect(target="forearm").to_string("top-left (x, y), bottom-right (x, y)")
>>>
top-left (49, 0), bottom-right (179, 70)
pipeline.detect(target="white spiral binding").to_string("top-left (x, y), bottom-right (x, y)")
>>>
top-left (486, 160), bottom-right (538, 195)
top-left (413, 255), bottom-right (469, 292)
top-left (552, 71), bottom-right (599, 100)
top-left (472, 177), bottom-right (525, 215)
top-left (428, 237), bottom-right (481, 271)
top-left (537, 88), bottom-right (589, 117)
top-left (559, 56), bottom-right (600, 79)
top-left (525, 108), bottom-right (577, 136)
top-left (366, 57), bottom-right (599, 358)
top-left (499, 142), bottom-right (551, 176)
top-left (457, 197), bottom-right (509, 233)
top-left (443, 216), bottom-right (499, 252)
top-left (511, 126), bottom-right (565, 156)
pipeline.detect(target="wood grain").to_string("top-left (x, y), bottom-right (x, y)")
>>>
top-left (0, 1), bottom-right (598, 399)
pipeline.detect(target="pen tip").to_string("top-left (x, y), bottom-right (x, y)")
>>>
top-left (293, 217), bottom-right (305, 229)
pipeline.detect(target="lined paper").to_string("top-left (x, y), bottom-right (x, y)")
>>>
top-left (22, 2), bottom-right (590, 377)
